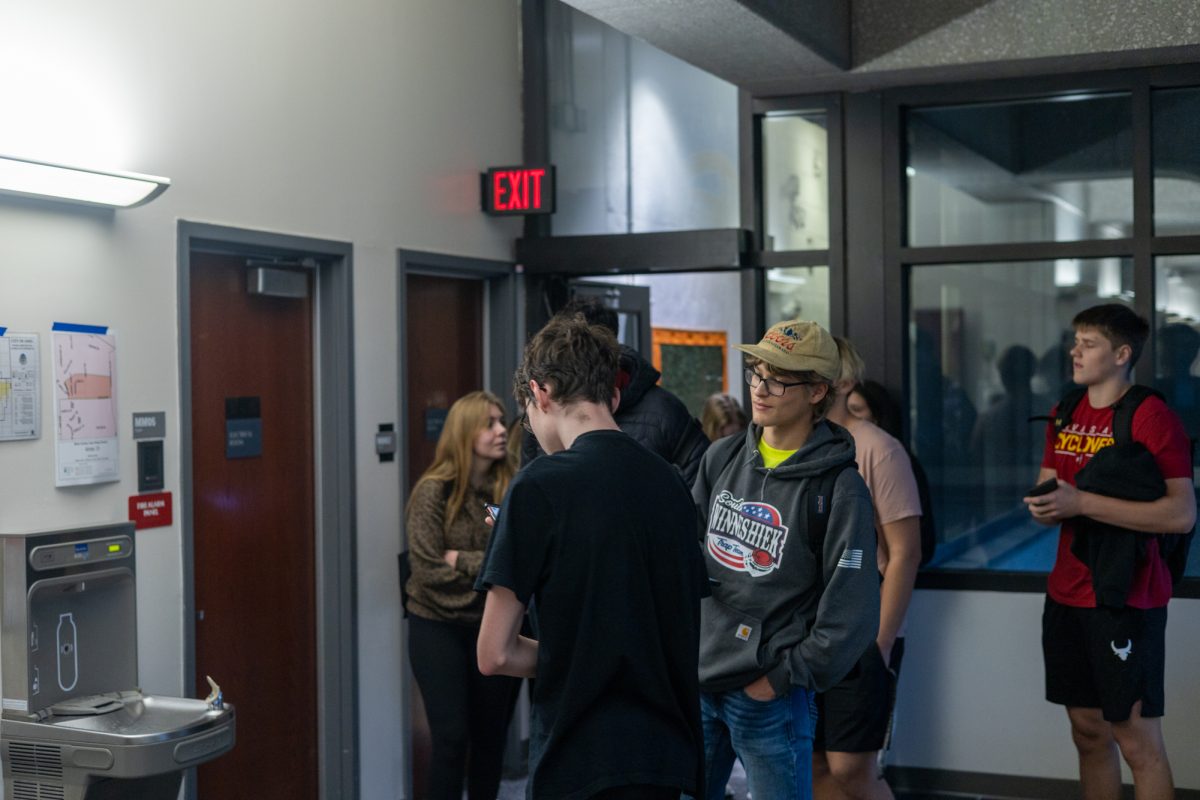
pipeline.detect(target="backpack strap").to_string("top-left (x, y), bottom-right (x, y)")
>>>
top-left (806, 462), bottom-right (856, 587)
top-left (703, 433), bottom-right (747, 493)
top-left (1050, 385), bottom-right (1164, 444)
top-left (1110, 385), bottom-right (1165, 445)
top-left (1052, 386), bottom-right (1089, 437)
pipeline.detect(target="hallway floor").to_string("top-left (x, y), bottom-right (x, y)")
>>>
top-left (495, 773), bottom-right (1044, 800)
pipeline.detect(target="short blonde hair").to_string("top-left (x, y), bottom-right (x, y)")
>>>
top-left (701, 393), bottom-right (747, 441)
top-left (834, 337), bottom-right (866, 385)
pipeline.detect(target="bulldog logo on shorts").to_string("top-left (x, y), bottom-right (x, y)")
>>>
top-left (706, 491), bottom-right (789, 576)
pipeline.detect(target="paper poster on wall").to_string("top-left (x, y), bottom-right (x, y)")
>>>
top-left (52, 323), bottom-right (119, 487)
top-left (0, 329), bottom-right (40, 441)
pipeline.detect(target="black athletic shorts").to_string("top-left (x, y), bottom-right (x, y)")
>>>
top-left (814, 638), bottom-right (904, 753)
top-left (1042, 596), bottom-right (1166, 722)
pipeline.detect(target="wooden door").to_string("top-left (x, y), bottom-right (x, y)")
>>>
top-left (191, 252), bottom-right (317, 799)
top-left (404, 272), bottom-right (483, 797)
top-left (405, 274), bottom-right (483, 491)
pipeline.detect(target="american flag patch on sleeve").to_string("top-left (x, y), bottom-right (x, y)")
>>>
top-left (836, 548), bottom-right (864, 569)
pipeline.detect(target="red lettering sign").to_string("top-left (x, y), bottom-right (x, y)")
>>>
top-left (128, 491), bottom-right (173, 530)
top-left (482, 165), bottom-right (555, 216)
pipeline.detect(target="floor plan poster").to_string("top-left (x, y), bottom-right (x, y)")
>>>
top-left (53, 324), bottom-right (119, 486)
top-left (0, 330), bottom-right (40, 441)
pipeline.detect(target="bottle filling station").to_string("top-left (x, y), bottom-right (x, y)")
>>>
top-left (1, 522), bottom-right (236, 799)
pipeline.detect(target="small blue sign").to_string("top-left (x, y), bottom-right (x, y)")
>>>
top-left (424, 408), bottom-right (448, 442)
top-left (226, 418), bottom-right (263, 459)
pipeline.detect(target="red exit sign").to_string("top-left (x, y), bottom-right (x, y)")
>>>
top-left (482, 165), bottom-right (555, 216)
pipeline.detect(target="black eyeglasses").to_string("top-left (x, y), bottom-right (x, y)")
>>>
top-left (744, 368), bottom-right (818, 397)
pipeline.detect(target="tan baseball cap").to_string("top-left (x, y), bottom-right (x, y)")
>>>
top-left (734, 319), bottom-right (840, 381)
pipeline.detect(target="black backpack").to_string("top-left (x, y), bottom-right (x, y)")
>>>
top-left (905, 451), bottom-right (938, 567)
top-left (1051, 385), bottom-right (1194, 588)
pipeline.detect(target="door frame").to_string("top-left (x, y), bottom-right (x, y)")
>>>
top-left (396, 248), bottom-right (517, 798)
top-left (178, 221), bottom-right (358, 800)
top-left (397, 249), bottom-right (518, 493)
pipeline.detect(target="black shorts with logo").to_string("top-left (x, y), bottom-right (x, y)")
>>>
top-left (1042, 596), bottom-right (1166, 722)
top-left (814, 638), bottom-right (904, 753)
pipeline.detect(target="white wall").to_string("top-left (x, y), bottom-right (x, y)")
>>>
top-left (0, 2), bottom-right (522, 798)
top-left (894, 591), bottom-right (1200, 789)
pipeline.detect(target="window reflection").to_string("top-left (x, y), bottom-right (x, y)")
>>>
top-left (1153, 87), bottom-right (1200, 236)
top-left (909, 259), bottom-right (1133, 571)
top-left (766, 267), bottom-right (830, 329)
top-left (546, 0), bottom-right (739, 236)
top-left (907, 93), bottom-right (1133, 247)
top-left (1155, 255), bottom-right (1200, 578)
top-left (762, 114), bottom-right (829, 251)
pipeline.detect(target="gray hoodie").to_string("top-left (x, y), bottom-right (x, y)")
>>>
top-left (693, 421), bottom-right (880, 696)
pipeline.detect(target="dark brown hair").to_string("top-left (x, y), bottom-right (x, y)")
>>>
top-left (514, 314), bottom-right (620, 407)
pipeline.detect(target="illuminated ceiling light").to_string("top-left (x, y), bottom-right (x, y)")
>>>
top-left (767, 268), bottom-right (808, 285)
top-left (1054, 258), bottom-right (1081, 288)
top-left (0, 154), bottom-right (169, 209)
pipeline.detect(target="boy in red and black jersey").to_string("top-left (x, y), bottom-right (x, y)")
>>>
top-left (1025, 304), bottom-right (1195, 798)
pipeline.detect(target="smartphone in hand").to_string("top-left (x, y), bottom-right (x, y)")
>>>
top-left (1026, 478), bottom-right (1058, 497)
top-left (484, 503), bottom-right (501, 522)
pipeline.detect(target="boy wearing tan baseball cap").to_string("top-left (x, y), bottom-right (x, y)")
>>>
top-left (688, 319), bottom-right (879, 800)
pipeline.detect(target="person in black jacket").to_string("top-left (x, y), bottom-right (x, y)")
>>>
top-left (520, 297), bottom-right (710, 486)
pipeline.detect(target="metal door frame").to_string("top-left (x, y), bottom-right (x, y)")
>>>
top-left (178, 221), bottom-right (358, 800)
top-left (396, 248), bottom-right (518, 799)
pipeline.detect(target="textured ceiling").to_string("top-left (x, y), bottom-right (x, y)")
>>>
top-left (559, 0), bottom-right (1200, 96)
top-left (559, 0), bottom-right (849, 87)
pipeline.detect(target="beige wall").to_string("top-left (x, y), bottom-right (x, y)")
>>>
top-left (0, 2), bottom-right (522, 797)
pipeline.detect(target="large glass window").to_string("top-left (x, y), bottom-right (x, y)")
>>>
top-left (1155, 255), bottom-right (1200, 578)
top-left (766, 267), bottom-right (830, 329)
top-left (1153, 87), bottom-right (1200, 236)
top-left (762, 113), bottom-right (829, 251)
top-left (907, 93), bottom-right (1133, 247)
top-left (546, 0), bottom-right (739, 236)
top-left (908, 259), bottom-right (1133, 571)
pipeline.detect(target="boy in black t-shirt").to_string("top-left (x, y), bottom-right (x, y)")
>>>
top-left (477, 314), bottom-right (706, 800)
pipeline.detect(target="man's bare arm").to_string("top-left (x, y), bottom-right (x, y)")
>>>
top-left (477, 586), bottom-right (538, 679)
top-left (1027, 476), bottom-right (1196, 534)
top-left (877, 515), bottom-right (921, 663)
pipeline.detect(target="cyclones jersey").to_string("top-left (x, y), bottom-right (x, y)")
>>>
top-left (1042, 391), bottom-right (1191, 608)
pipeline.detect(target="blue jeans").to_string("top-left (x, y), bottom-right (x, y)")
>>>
top-left (690, 687), bottom-right (816, 800)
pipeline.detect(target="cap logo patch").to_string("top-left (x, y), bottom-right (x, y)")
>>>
top-left (764, 329), bottom-right (798, 352)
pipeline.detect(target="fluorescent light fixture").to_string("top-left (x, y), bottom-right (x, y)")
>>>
top-left (0, 154), bottom-right (169, 208)
top-left (767, 268), bottom-right (809, 286)
top-left (1054, 258), bottom-right (1081, 288)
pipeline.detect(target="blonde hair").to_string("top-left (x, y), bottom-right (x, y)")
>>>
top-left (833, 336), bottom-right (866, 385)
top-left (701, 393), bottom-right (747, 441)
top-left (412, 390), bottom-right (513, 531)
